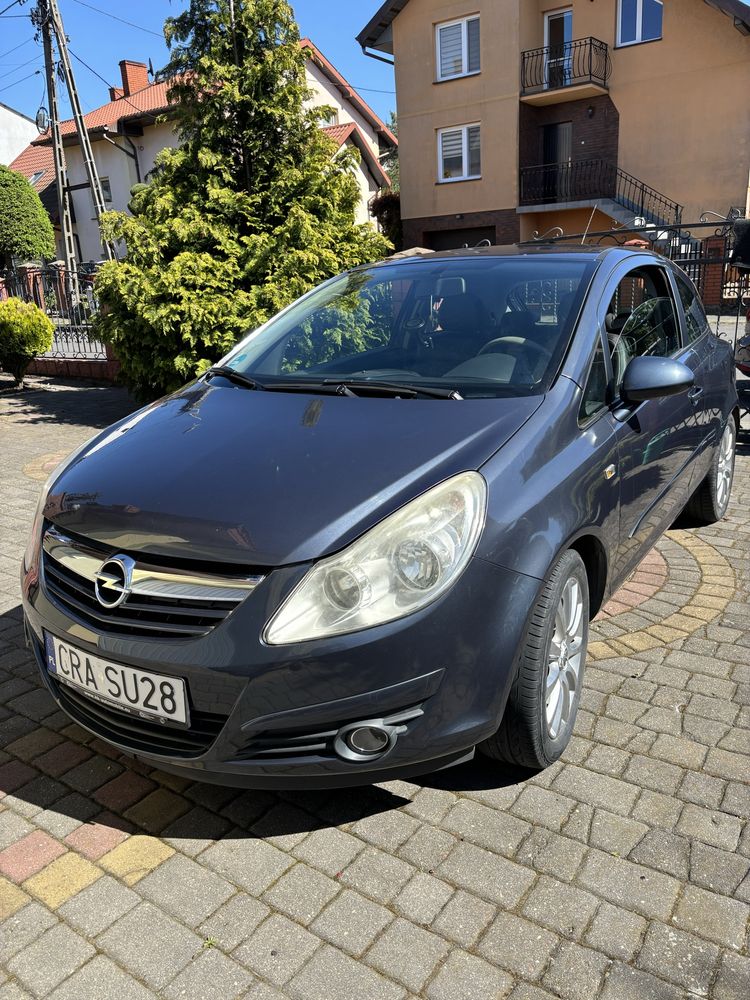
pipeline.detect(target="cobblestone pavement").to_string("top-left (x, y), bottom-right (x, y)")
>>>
top-left (0, 376), bottom-right (748, 1000)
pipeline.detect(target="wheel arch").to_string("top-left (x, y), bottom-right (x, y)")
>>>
top-left (568, 533), bottom-right (608, 620)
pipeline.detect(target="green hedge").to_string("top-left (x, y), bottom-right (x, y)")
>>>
top-left (0, 297), bottom-right (54, 387)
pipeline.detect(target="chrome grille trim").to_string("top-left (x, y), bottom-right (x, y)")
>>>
top-left (41, 526), bottom-right (264, 640)
top-left (43, 527), bottom-right (264, 602)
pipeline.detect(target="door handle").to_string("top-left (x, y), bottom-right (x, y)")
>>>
top-left (688, 386), bottom-right (704, 406)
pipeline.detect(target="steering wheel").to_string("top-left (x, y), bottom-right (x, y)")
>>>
top-left (478, 336), bottom-right (551, 365)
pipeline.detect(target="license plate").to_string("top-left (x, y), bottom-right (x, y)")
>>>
top-left (44, 633), bottom-right (189, 726)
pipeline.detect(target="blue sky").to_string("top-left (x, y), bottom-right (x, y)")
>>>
top-left (0, 0), bottom-right (395, 124)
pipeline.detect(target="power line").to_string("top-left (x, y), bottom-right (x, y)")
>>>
top-left (0, 68), bottom-right (41, 94)
top-left (69, 0), bottom-right (163, 39)
top-left (0, 53), bottom-right (41, 81)
top-left (0, 0), bottom-right (23, 12)
top-left (0, 36), bottom-right (35, 61)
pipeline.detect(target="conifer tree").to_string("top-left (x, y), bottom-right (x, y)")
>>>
top-left (96, 0), bottom-right (390, 398)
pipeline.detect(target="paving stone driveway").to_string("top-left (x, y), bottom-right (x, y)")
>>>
top-left (0, 376), bottom-right (748, 1000)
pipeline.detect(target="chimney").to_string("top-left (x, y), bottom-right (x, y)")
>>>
top-left (109, 86), bottom-right (124, 101)
top-left (119, 60), bottom-right (149, 97)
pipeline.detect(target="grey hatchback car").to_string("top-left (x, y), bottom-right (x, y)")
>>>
top-left (21, 246), bottom-right (738, 788)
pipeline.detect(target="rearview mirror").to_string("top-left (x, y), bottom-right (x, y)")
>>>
top-left (621, 356), bottom-right (694, 404)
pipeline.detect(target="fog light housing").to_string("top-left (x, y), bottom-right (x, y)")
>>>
top-left (346, 726), bottom-right (390, 755)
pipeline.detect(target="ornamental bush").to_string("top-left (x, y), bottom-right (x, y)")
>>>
top-left (0, 165), bottom-right (56, 267)
top-left (0, 297), bottom-right (54, 387)
top-left (95, 0), bottom-right (391, 400)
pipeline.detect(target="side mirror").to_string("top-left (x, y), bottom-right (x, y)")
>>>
top-left (621, 356), bottom-right (694, 404)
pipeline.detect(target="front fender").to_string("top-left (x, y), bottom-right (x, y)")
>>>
top-left (476, 377), bottom-right (620, 591)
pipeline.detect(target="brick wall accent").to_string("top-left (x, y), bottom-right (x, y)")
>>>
top-left (519, 95), bottom-right (619, 169)
top-left (26, 342), bottom-right (121, 383)
top-left (701, 236), bottom-right (729, 309)
top-left (402, 209), bottom-right (520, 251)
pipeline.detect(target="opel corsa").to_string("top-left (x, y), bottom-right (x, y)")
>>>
top-left (22, 246), bottom-right (738, 787)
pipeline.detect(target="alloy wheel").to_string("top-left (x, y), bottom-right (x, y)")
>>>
top-left (545, 576), bottom-right (585, 739)
top-left (716, 420), bottom-right (736, 515)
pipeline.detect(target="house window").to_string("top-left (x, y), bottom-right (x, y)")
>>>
top-left (100, 177), bottom-right (113, 203)
top-left (436, 16), bottom-right (480, 81)
top-left (617, 0), bottom-right (663, 46)
top-left (438, 124), bottom-right (481, 182)
top-left (29, 170), bottom-right (46, 186)
top-left (322, 108), bottom-right (339, 126)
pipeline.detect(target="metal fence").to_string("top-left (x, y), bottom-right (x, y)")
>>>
top-left (0, 263), bottom-right (107, 361)
top-left (522, 213), bottom-right (749, 336)
top-left (521, 36), bottom-right (611, 96)
top-left (519, 159), bottom-right (683, 227)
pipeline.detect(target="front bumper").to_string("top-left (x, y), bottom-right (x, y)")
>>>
top-left (22, 552), bottom-right (540, 788)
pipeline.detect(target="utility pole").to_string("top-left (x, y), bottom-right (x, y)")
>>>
top-left (228, 0), bottom-right (251, 193)
top-left (47, 0), bottom-right (115, 261)
top-left (34, 0), bottom-right (79, 302)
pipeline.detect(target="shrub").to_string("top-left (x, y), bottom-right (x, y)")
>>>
top-left (0, 165), bottom-right (56, 267)
top-left (371, 190), bottom-right (403, 253)
top-left (0, 298), bottom-right (54, 387)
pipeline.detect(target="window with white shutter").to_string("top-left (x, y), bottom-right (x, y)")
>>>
top-left (438, 124), bottom-right (481, 182)
top-left (436, 15), bottom-right (481, 80)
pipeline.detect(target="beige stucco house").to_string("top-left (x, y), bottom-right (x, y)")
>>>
top-left (358, 0), bottom-right (750, 249)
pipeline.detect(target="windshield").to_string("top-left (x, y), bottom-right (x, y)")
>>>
top-left (222, 257), bottom-right (596, 398)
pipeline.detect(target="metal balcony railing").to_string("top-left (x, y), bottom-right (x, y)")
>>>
top-left (521, 37), bottom-right (611, 96)
top-left (519, 159), bottom-right (683, 225)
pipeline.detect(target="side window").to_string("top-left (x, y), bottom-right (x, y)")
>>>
top-left (604, 266), bottom-right (680, 391)
top-left (579, 337), bottom-right (609, 421)
top-left (675, 272), bottom-right (710, 344)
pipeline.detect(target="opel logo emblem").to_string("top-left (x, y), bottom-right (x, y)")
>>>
top-left (94, 555), bottom-right (135, 609)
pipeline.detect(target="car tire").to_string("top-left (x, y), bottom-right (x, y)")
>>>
top-left (480, 549), bottom-right (589, 771)
top-left (685, 418), bottom-right (736, 525)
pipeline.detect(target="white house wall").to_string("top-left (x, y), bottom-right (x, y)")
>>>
top-left (304, 62), bottom-right (381, 157)
top-left (64, 121), bottom-right (179, 261)
top-left (0, 107), bottom-right (37, 167)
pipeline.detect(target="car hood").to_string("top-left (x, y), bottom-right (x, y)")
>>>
top-left (46, 381), bottom-right (542, 566)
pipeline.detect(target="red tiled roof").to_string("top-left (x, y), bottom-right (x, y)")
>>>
top-left (32, 79), bottom-right (173, 146)
top-left (321, 122), bottom-right (391, 189)
top-left (301, 38), bottom-right (397, 149)
top-left (9, 143), bottom-right (54, 187)
top-left (321, 122), bottom-right (358, 147)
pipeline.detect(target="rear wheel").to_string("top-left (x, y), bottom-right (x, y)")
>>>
top-left (686, 418), bottom-right (736, 525)
top-left (480, 549), bottom-right (589, 770)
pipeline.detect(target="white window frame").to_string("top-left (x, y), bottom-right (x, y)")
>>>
top-left (437, 124), bottom-right (481, 184)
top-left (435, 15), bottom-right (481, 82)
top-left (616, 0), bottom-right (663, 47)
top-left (543, 7), bottom-right (573, 90)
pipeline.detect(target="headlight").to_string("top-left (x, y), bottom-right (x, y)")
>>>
top-left (264, 471), bottom-right (487, 645)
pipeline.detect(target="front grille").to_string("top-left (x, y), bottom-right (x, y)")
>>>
top-left (41, 527), bottom-right (263, 641)
top-left (51, 675), bottom-right (227, 758)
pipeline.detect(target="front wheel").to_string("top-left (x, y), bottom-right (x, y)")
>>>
top-left (480, 549), bottom-right (589, 770)
top-left (685, 418), bottom-right (736, 525)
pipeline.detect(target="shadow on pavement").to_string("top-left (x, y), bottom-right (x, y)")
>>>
top-left (0, 379), bottom-right (137, 429)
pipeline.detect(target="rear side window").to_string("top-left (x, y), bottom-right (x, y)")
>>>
top-left (675, 272), bottom-right (710, 344)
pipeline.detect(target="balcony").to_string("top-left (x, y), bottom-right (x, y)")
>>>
top-left (519, 159), bottom-right (682, 226)
top-left (521, 37), bottom-right (611, 105)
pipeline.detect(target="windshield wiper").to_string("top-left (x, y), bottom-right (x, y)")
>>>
top-left (205, 366), bottom-right (265, 391)
top-left (321, 379), bottom-right (463, 400)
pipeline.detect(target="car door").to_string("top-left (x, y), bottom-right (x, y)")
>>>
top-left (603, 260), bottom-right (705, 583)
top-left (670, 267), bottom-right (723, 485)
